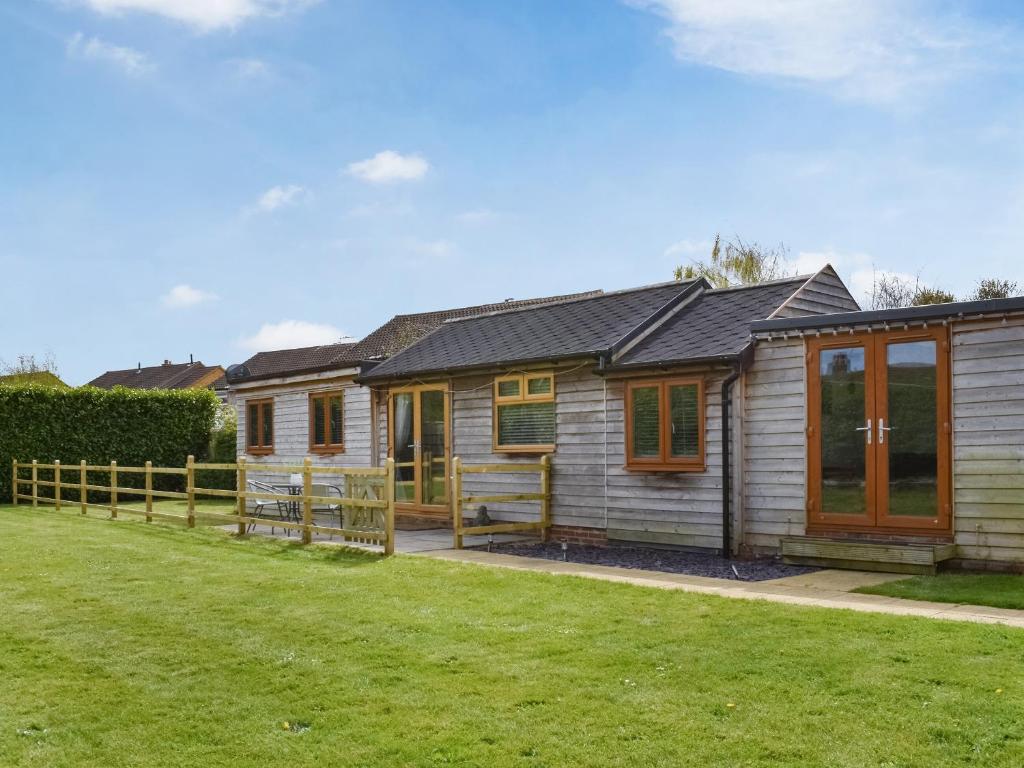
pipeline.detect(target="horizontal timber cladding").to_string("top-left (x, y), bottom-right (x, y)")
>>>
top-left (452, 369), bottom-right (607, 530)
top-left (742, 338), bottom-right (808, 551)
top-left (773, 267), bottom-right (861, 318)
top-left (604, 370), bottom-right (738, 552)
top-left (233, 377), bottom-right (373, 491)
top-left (952, 316), bottom-right (1024, 563)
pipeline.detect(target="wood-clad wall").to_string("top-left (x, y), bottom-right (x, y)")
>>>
top-left (774, 266), bottom-right (861, 318)
top-left (741, 339), bottom-right (807, 550)
top-left (952, 317), bottom-right (1024, 563)
top-left (233, 376), bottom-right (373, 489)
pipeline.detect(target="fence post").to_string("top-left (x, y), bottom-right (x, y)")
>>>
top-left (384, 458), bottom-right (395, 556)
top-left (80, 460), bottom-right (87, 515)
top-left (301, 457), bottom-right (313, 545)
top-left (237, 458), bottom-right (247, 537)
top-left (11, 459), bottom-right (17, 505)
top-left (145, 461), bottom-right (153, 523)
top-left (54, 460), bottom-right (61, 512)
top-left (186, 455), bottom-right (195, 528)
top-left (452, 456), bottom-right (463, 550)
top-left (31, 460), bottom-right (38, 508)
top-left (540, 454), bottom-right (552, 543)
top-left (110, 460), bottom-right (118, 519)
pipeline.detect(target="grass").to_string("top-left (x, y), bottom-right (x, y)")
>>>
top-left (858, 573), bottom-right (1024, 610)
top-left (2, 508), bottom-right (1024, 767)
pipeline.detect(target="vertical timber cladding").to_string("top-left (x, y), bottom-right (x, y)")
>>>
top-left (952, 316), bottom-right (1024, 563)
top-left (742, 338), bottom-right (808, 551)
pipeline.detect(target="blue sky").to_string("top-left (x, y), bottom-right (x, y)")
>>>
top-left (3, 1), bottom-right (1024, 384)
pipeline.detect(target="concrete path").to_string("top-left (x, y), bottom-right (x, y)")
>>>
top-left (418, 548), bottom-right (1024, 629)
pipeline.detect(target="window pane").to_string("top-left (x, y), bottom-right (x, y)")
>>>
top-left (312, 398), bottom-right (325, 446)
top-left (329, 396), bottom-right (343, 445)
top-left (527, 376), bottom-right (552, 396)
top-left (497, 402), bottom-right (554, 446)
top-left (261, 403), bottom-right (273, 447)
top-left (497, 379), bottom-right (520, 398)
top-left (669, 384), bottom-right (700, 458)
top-left (631, 387), bottom-right (661, 458)
top-left (247, 404), bottom-right (259, 447)
top-left (887, 341), bottom-right (937, 517)
top-left (819, 347), bottom-right (866, 514)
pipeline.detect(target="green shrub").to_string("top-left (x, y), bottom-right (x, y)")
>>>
top-left (2, 384), bottom-right (219, 502)
top-left (196, 404), bottom-right (238, 492)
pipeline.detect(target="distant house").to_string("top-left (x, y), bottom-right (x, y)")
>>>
top-left (88, 359), bottom-right (226, 399)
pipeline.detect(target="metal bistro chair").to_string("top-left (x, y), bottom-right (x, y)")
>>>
top-left (245, 480), bottom-right (289, 535)
top-left (310, 483), bottom-right (344, 538)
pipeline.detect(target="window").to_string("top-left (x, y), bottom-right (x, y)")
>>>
top-left (246, 398), bottom-right (274, 454)
top-left (493, 372), bottom-right (555, 452)
top-left (309, 391), bottom-right (345, 453)
top-left (625, 378), bottom-right (704, 471)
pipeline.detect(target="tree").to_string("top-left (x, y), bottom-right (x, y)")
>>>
top-left (967, 279), bottom-right (1019, 301)
top-left (868, 273), bottom-right (955, 310)
top-left (673, 234), bottom-right (793, 287)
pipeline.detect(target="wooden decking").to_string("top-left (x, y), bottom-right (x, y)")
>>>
top-left (781, 536), bottom-right (957, 575)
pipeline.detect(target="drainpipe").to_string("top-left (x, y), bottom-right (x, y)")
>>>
top-left (721, 367), bottom-right (740, 559)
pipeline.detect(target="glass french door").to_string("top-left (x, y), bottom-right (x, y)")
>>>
top-left (389, 385), bottom-right (449, 513)
top-left (807, 328), bottom-right (951, 533)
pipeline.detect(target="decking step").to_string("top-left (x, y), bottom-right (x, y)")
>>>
top-left (780, 537), bottom-right (957, 575)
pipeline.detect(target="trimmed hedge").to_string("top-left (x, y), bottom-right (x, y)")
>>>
top-left (1, 384), bottom-right (219, 502)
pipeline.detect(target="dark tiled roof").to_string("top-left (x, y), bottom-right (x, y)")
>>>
top-left (228, 292), bottom-right (600, 383)
top-left (361, 282), bottom-right (700, 380)
top-left (237, 342), bottom-right (358, 381)
top-left (87, 362), bottom-right (223, 390)
top-left (610, 277), bottom-right (808, 368)
top-left (345, 291), bottom-right (602, 362)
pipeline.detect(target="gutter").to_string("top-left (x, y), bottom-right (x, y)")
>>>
top-left (720, 343), bottom-right (754, 558)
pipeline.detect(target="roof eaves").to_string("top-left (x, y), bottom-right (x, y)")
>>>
top-left (752, 295), bottom-right (1024, 334)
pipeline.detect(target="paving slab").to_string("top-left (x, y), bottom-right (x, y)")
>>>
top-left (417, 548), bottom-right (1024, 629)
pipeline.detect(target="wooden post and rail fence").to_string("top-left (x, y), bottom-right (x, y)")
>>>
top-left (451, 454), bottom-right (551, 549)
top-left (11, 454), bottom-right (553, 553)
top-left (11, 456), bottom-right (397, 555)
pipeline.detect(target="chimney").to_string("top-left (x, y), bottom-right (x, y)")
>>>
top-left (190, 353), bottom-right (194, 365)
top-left (163, 359), bottom-right (172, 366)
top-left (136, 362), bottom-right (142, 374)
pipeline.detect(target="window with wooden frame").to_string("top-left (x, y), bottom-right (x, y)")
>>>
top-left (245, 398), bottom-right (274, 455)
top-left (309, 390), bottom-right (345, 453)
top-left (493, 372), bottom-right (555, 452)
top-left (625, 378), bottom-right (705, 471)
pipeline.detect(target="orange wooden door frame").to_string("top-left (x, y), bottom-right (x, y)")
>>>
top-left (387, 383), bottom-right (451, 516)
top-left (806, 327), bottom-right (952, 536)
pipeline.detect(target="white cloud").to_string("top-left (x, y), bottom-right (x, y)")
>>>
top-left (161, 284), bottom-right (217, 308)
top-left (663, 238), bottom-right (713, 259)
top-left (238, 320), bottom-right (353, 352)
top-left (78, 0), bottom-right (318, 32)
top-left (66, 32), bottom-right (152, 75)
top-left (229, 58), bottom-right (272, 79)
top-left (347, 151), bottom-right (429, 184)
top-left (627, 0), bottom-right (995, 103)
top-left (250, 184), bottom-right (307, 214)
top-left (455, 208), bottom-right (500, 224)
top-left (407, 238), bottom-right (456, 258)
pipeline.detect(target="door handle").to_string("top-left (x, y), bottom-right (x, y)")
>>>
top-left (878, 418), bottom-right (893, 445)
top-left (855, 419), bottom-right (872, 445)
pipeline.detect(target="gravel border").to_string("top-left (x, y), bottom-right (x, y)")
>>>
top-left (477, 541), bottom-right (820, 582)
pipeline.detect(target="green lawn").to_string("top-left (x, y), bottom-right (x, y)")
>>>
top-left (858, 573), bottom-right (1024, 610)
top-left (2, 508), bottom-right (1024, 767)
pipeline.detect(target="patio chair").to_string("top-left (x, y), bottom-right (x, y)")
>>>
top-left (311, 484), bottom-right (344, 537)
top-left (246, 480), bottom-right (288, 535)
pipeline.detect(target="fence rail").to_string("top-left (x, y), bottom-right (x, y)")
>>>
top-left (451, 455), bottom-right (551, 549)
top-left (11, 456), bottom-right (396, 555)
